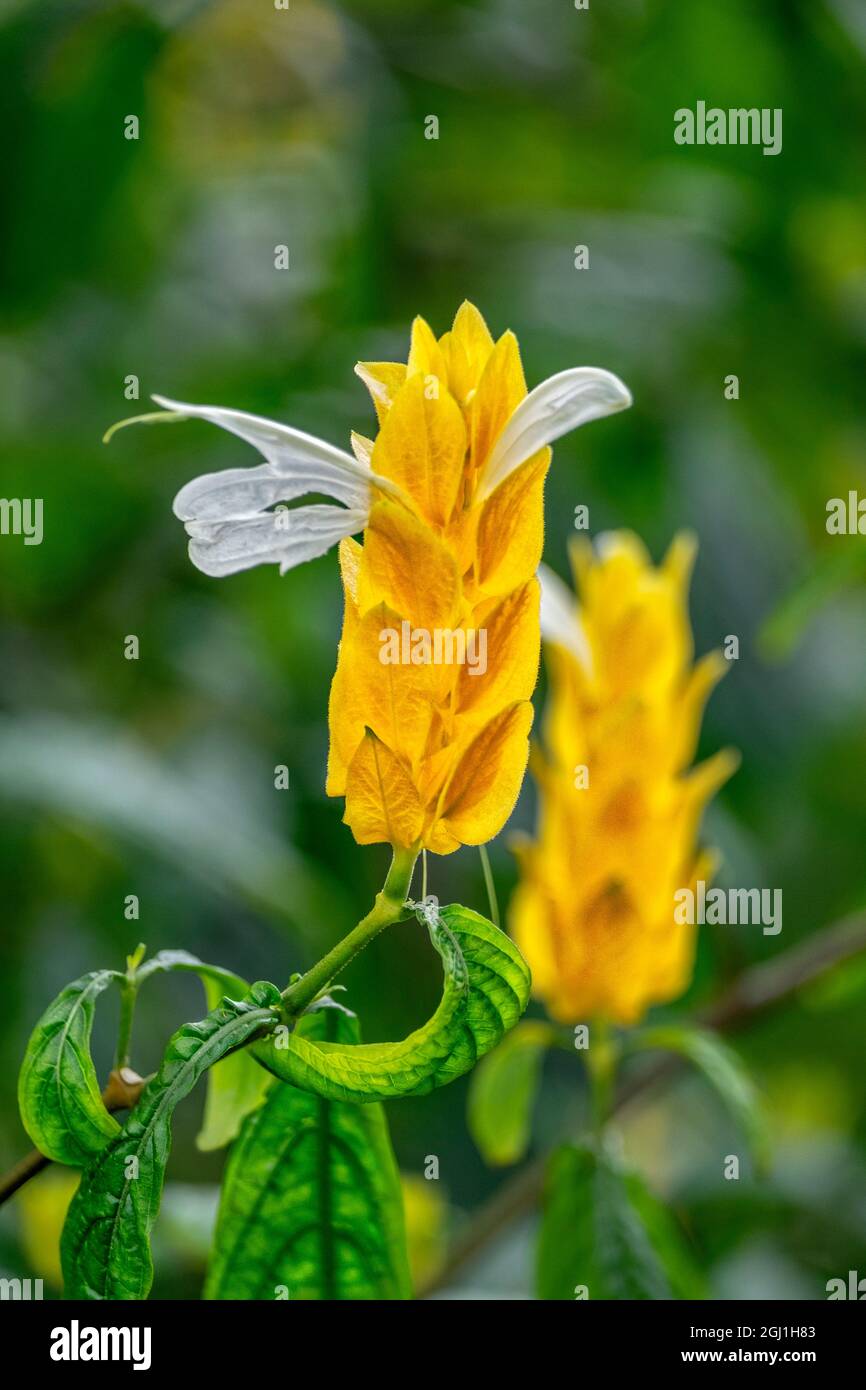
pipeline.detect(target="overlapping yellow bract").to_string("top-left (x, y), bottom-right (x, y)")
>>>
top-left (511, 532), bottom-right (739, 1025)
top-left (327, 302), bottom-right (543, 853)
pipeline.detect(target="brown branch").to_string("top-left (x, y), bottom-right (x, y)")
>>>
top-left (0, 1147), bottom-right (52, 1204)
top-left (0, 1067), bottom-right (145, 1208)
top-left (420, 910), bottom-right (866, 1297)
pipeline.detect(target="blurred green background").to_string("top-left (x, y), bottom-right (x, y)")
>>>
top-left (1, 0), bottom-right (865, 1298)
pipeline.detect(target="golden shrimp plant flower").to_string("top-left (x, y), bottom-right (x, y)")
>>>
top-left (138, 303), bottom-right (630, 852)
top-left (512, 532), bottom-right (738, 1025)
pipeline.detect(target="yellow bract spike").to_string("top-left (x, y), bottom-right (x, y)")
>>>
top-left (512, 533), bottom-right (737, 1025)
top-left (331, 305), bottom-right (542, 854)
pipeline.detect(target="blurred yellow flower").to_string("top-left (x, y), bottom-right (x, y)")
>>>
top-left (18, 1168), bottom-right (79, 1289)
top-left (400, 1174), bottom-right (448, 1290)
top-left (511, 532), bottom-right (738, 1025)
top-left (126, 302), bottom-right (629, 852)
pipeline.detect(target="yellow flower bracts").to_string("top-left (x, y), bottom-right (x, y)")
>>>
top-left (142, 300), bottom-right (630, 854)
top-left (328, 304), bottom-right (548, 853)
top-left (512, 532), bottom-right (738, 1024)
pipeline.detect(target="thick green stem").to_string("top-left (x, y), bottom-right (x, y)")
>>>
top-left (280, 846), bottom-right (419, 1016)
top-left (586, 1018), bottom-right (618, 1136)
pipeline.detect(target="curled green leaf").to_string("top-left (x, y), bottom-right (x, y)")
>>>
top-left (18, 970), bottom-right (123, 1166)
top-left (206, 1003), bottom-right (411, 1300)
top-left (61, 982), bottom-right (281, 1300)
top-left (253, 903), bottom-right (531, 1102)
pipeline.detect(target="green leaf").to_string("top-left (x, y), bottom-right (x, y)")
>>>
top-left (197, 974), bottom-right (272, 1151)
top-left (18, 970), bottom-right (123, 1166)
top-left (60, 981), bottom-right (281, 1300)
top-left (632, 1024), bottom-right (769, 1173)
top-left (626, 1174), bottom-right (706, 1300)
top-left (206, 1003), bottom-right (412, 1300)
top-left (467, 1019), bottom-right (556, 1166)
top-left (537, 1143), bottom-right (698, 1300)
top-left (134, 948), bottom-right (247, 996)
top-left (252, 902), bottom-right (531, 1101)
top-left (136, 950), bottom-right (269, 1151)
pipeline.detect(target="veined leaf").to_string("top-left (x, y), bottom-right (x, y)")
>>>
top-left (18, 970), bottom-right (123, 1166)
top-left (136, 950), bottom-right (269, 1151)
top-left (197, 973), bottom-right (271, 1151)
top-left (134, 948), bottom-right (247, 996)
top-left (206, 1003), bottom-right (412, 1300)
top-left (631, 1024), bottom-right (769, 1174)
top-left (252, 903), bottom-right (531, 1102)
top-left (468, 1019), bottom-right (557, 1165)
top-left (537, 1143), bottom-right (700, 1300)
top-left (61, 982), bottom-right (281, 1300)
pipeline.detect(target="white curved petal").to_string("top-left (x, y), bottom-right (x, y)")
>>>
top-left (154, 394), bottom-right (399, 512)
top-left (186, 504), bottom-right (368, 579)
top-left (539, 563), bottom-right (592, 672)
top-left (478, 367), bottom-right (632, 499)
top-left (173, 463), bottom-right (324, 523)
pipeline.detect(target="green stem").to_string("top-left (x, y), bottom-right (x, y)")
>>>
top-left (280, 846), bottom-right (418, 1015)
top-left (586, 1018), bottom-right (618, 1136)
top-left (478, 844), bottom-right (500, 928)
top-left (115, 977), bottom-right (138, 1070)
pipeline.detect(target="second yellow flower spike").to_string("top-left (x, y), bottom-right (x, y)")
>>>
top-left (511, 532), bottom-right (739, 1024)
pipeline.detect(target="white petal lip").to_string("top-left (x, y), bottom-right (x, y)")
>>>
top-left (478, 367), bottom-right (632, 500)
top-left (173, 462), bottom-right (354, 523)
top-left (153, 395), bottom-right (402, 516)
top-left (187, 504), bottom-right (369, 578)
top-left (539, 563), bottom-right (593, 673)
top-left (151, 393), bottom-right (405, 579)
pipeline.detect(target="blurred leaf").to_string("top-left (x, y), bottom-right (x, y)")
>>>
top-left (252, 903), bottom-right (531, 1101)
top-left (800, 951), bottom-right (866, 1011)
top-left (206, 1004), bottom-right (411, 1300)
top-left (61, 981), bottom-right (281, 1300)
top-left (17, 969), bottom-right (122, 1165)
top-left (537, 1143), bottom-right (698, 1300)
top-left (467, 1019), bottom-right (556, 1166)
top-left (626, 1176), bottom-right (706, 1300)
top-left (758, 544), bottom-right (866, 660)
top-left (0, 714), bottom-right (337, 940)
top-left (632, 1024), bottom-right (769, 1174)
top-left (156, 1182), bottom-right (220, 1270)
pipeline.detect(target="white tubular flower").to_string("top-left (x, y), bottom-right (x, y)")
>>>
top-left (152, 395), bottom-right (402, 578)
top-left (538, 562), bottom-right (593, 672)
top-left (477, 367), bottom-right (632, 500)
top-left (109, 328), bottom-right (630, 584)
